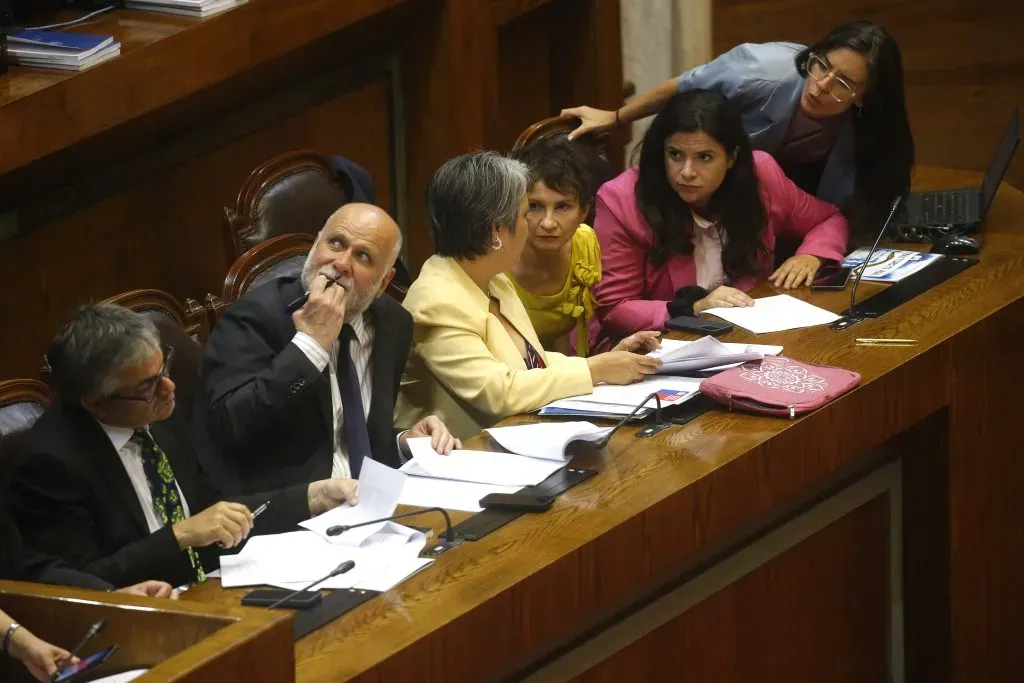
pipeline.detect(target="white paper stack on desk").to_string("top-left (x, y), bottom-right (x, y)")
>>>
top-left (125, 0), bottom-right (247, 17)
top-left (539, 376), bottom-right (703, 419)
top-left (648, 336), bottom-right (783, 374)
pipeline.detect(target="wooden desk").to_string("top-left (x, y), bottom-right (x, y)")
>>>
top-left (0, 0), bottom-right (624, 379)
top-left (183, 166), bottom-right (1022, 683)
top-left (0, 580), bottom-right (293, 682)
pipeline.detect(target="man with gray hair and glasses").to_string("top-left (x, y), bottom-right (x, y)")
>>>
top-left (8, 304), bottom-right (359, 589)
top-left (195, 203), bottom-right (458, 496)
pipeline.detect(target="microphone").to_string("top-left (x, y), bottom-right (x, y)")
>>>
top-left (285, 273), bottom-right (342, 314)
top-left (51, 619), bottom-right (106, 682)
top-left (326, 507), bottom-right (455, 546)
top-left (264, 560), bottom-right (356, 610)
top-left (831, 196), bottom-right (903, 330)
top-left (590, 391), bottom-right (667, 448)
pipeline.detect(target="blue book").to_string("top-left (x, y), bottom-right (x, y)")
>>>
top-left (9, 30), bottom-right (114, 57)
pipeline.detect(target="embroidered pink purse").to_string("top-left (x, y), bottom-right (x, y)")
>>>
top-left (699, 356), bottom-right (860, 419)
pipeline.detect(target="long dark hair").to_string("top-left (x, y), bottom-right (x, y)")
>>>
top-left (635, 89), bottom-right (767, 276)
top-left (796, 21), bottom-right (914, 239)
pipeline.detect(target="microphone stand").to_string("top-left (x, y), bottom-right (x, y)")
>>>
top-left (264, 560), bottom-right (355, 610)
top-left (831, 196), bottom-right (903, 330)
top-left (586, 390), bottom-right (668, 447)
top-left (326, 507), bottom-right (460, 552)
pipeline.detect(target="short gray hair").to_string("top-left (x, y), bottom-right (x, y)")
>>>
top-left (47, 303), bottom-right (161, 401)
top-left (426, 151), bottom-right (530, 259)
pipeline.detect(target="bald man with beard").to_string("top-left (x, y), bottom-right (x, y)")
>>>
top-left (195, 204), bottom-right (458, 495)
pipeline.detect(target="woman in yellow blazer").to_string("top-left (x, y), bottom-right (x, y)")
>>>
top-left (397, 151), bottom-right (661, 439)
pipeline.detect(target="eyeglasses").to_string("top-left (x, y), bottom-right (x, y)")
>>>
top-left (806, 53), bottom-right (858, 103)
top-left (108, 345), bottom-right (174, 404)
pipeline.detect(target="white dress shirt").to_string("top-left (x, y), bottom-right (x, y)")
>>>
top-left (291, 313), bottom-right (376, 479)
top-left (98, 421), bottom-right (191, 534)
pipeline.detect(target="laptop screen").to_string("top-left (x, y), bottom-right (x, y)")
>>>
top-left (980, 107), bottom-right (1021, 215)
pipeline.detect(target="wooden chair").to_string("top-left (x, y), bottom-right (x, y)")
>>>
top-left (103, 289), bottom-right (208, 423)
top-left (0, 379), bottom-right (53, 440)
top-left (223, 150), bottom-right (347, 261)
top-left (512, 114), bottom-right (618, 224)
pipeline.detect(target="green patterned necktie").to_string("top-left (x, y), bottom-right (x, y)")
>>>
top-left (131, 429), bottom-right (206, 583)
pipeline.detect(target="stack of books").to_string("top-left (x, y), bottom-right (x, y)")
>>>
top-left (125, 0), bottom-right (246, 17)
top-left (7, 30), bottom-right (121, 71)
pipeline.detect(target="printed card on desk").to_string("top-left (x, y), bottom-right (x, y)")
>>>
top-left (702, 294), bottom-right (840, 334)
top-left (842, 247), bottom-right (944, 283)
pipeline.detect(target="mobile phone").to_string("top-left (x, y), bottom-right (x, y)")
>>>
top-left (665, 315), bottom-right (733, 336)
top-left (241, 589), bottom-right (323, 609)
top-left (810, 266), bottom-right (853, 290)
top-left (479, 493), bottom-right (554, 512)
top-left (53, 645), bottom-right (118, 683)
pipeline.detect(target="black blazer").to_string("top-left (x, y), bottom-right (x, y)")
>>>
top-left (0, 499), bottom-right (111, 591)
top-left (8, 403), bottom-right (310, 588)
top-left (194, 276), bottom-right (412, 495)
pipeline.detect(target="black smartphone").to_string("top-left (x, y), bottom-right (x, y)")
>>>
top-left (810, 266), bottom-right (853, 291)
top-left (479, 493), bottom-right (554, 512)
top-left (665, 315), bottom-right (733, 336)
top-left (241, 589), bottom-right (323, 609)
top-left (53, 645), bottom-right (118, 683)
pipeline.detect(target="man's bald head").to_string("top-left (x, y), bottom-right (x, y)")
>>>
top-left (323, 203), bottom-right (403, 267)
top-left (300, 203), bottom-right (403, 320)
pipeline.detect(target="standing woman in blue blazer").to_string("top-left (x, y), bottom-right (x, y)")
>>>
top-left (564, 21), bottom-right (914, 238)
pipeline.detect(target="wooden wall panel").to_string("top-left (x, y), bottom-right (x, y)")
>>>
top-left (570, 494), bottom-right (890, 683)
top-left (0, 79), bottom-right (392, 379)
top-left (713, 0), bottom-right (1024, 191)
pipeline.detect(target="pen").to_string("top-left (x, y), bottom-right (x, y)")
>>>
top-left (252, 502), bottom-right (270, 520)
top-left (284, 274), bottom-right (342, 313)
top-left (855, 338), bottom-right (918, 346)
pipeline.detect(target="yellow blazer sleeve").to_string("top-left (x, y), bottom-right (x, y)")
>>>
top-left (412, 299), bottom-right (594, 421)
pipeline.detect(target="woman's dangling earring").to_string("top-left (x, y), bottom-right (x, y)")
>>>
top-left (491, 235), bottom-right (503, 250)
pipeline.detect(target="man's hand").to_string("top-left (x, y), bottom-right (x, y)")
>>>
top-left (400, 415), bottom-right (461, 455)
top-left (117, 580), bottom-right (177, 599)
top-left (7, 626), bottom-right (74, 681)
top-left (612, 330), bottom-right (662, 354)
top-left (172, 502), bottom-right (253, 550)
top-left (769, 254), bottom-right (822, 289)
top-left (307, 478), bottom-right (359, 516)
top-left (292, 273), bottom-right (347, 351)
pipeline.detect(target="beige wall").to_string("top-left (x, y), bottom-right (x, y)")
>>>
top-left (621, 0), bottom-right (712, 158)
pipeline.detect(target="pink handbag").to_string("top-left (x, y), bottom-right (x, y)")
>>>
top-left (699, 356), bottom-right (860, 419)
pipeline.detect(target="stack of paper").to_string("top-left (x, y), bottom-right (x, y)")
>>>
top-left (539, 375), bottom-right (702, 419)
top-left (648, 335), bottom-right (782, 374)
top-left (842, 247), bottom-right (943, 283)
top-left (8, 31), bottom-right (121, 71)
top-left (485, 421), bottom-right (611, 460)
top-left (703, 294), bottom-right (840, 333)
top-left (125, 0), bottom-right (246, 17)
top-left (401, 438), bottom-right (565, 487)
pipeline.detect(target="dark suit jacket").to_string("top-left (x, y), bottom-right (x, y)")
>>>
top-left (8, 403), bottom-right (311, 588)
top-left (0, 499), bottom-right (111, 591)
top-left (194, 276), bottom-right (412, 495)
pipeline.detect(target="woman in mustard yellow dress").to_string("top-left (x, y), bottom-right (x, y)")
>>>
top-left (509, 137), bottom-right (602, 356)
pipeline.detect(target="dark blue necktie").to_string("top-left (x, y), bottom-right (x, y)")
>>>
top-left (338, 324), bottom-right (372, 477)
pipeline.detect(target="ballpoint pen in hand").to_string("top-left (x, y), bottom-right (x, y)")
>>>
top-left (285, 274), bottom-right (342, 313)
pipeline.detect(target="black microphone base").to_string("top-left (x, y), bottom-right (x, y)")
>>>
top-left (635, 421), bottom-right (673, 438)
top-left (421, 536), bottom-right (465, 558)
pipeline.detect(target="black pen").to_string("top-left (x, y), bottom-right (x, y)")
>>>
top-left (285, 274), bottom-right (342, 314)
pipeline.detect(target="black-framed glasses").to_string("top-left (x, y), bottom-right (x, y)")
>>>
top-left (108, 344), bottom-right (174, 404)
top-left (806, 53), bottom-right (858, 103)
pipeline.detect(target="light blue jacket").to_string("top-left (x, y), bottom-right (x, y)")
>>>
top-left (677, 41), bottom-right (855, 206)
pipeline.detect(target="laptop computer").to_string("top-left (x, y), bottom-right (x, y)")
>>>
top-left (893, 106), bottom-right (1020, 236)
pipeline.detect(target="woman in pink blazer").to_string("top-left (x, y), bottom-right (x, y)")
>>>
top-left (591, 89), bottom-right (848, 350)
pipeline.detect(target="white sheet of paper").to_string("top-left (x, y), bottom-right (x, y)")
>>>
top-left (404, 438), bottom-right (565, 486)
top-left (300, 459), bottom-right (405, 545)
top-left (550, 376), bottom-right (702, 412)
top-left (89, 672), bottom-right (149, 683)
top-left (270, 556), bottom-right (434, 593)
top-left (219, 531), bottom-right (359, 587)
top-left (702, 294), bottom-right (840, 333)
top-left (398, 475), bottom-right (521, 512)
top-left (484, 421), bottom-right (609, 461)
